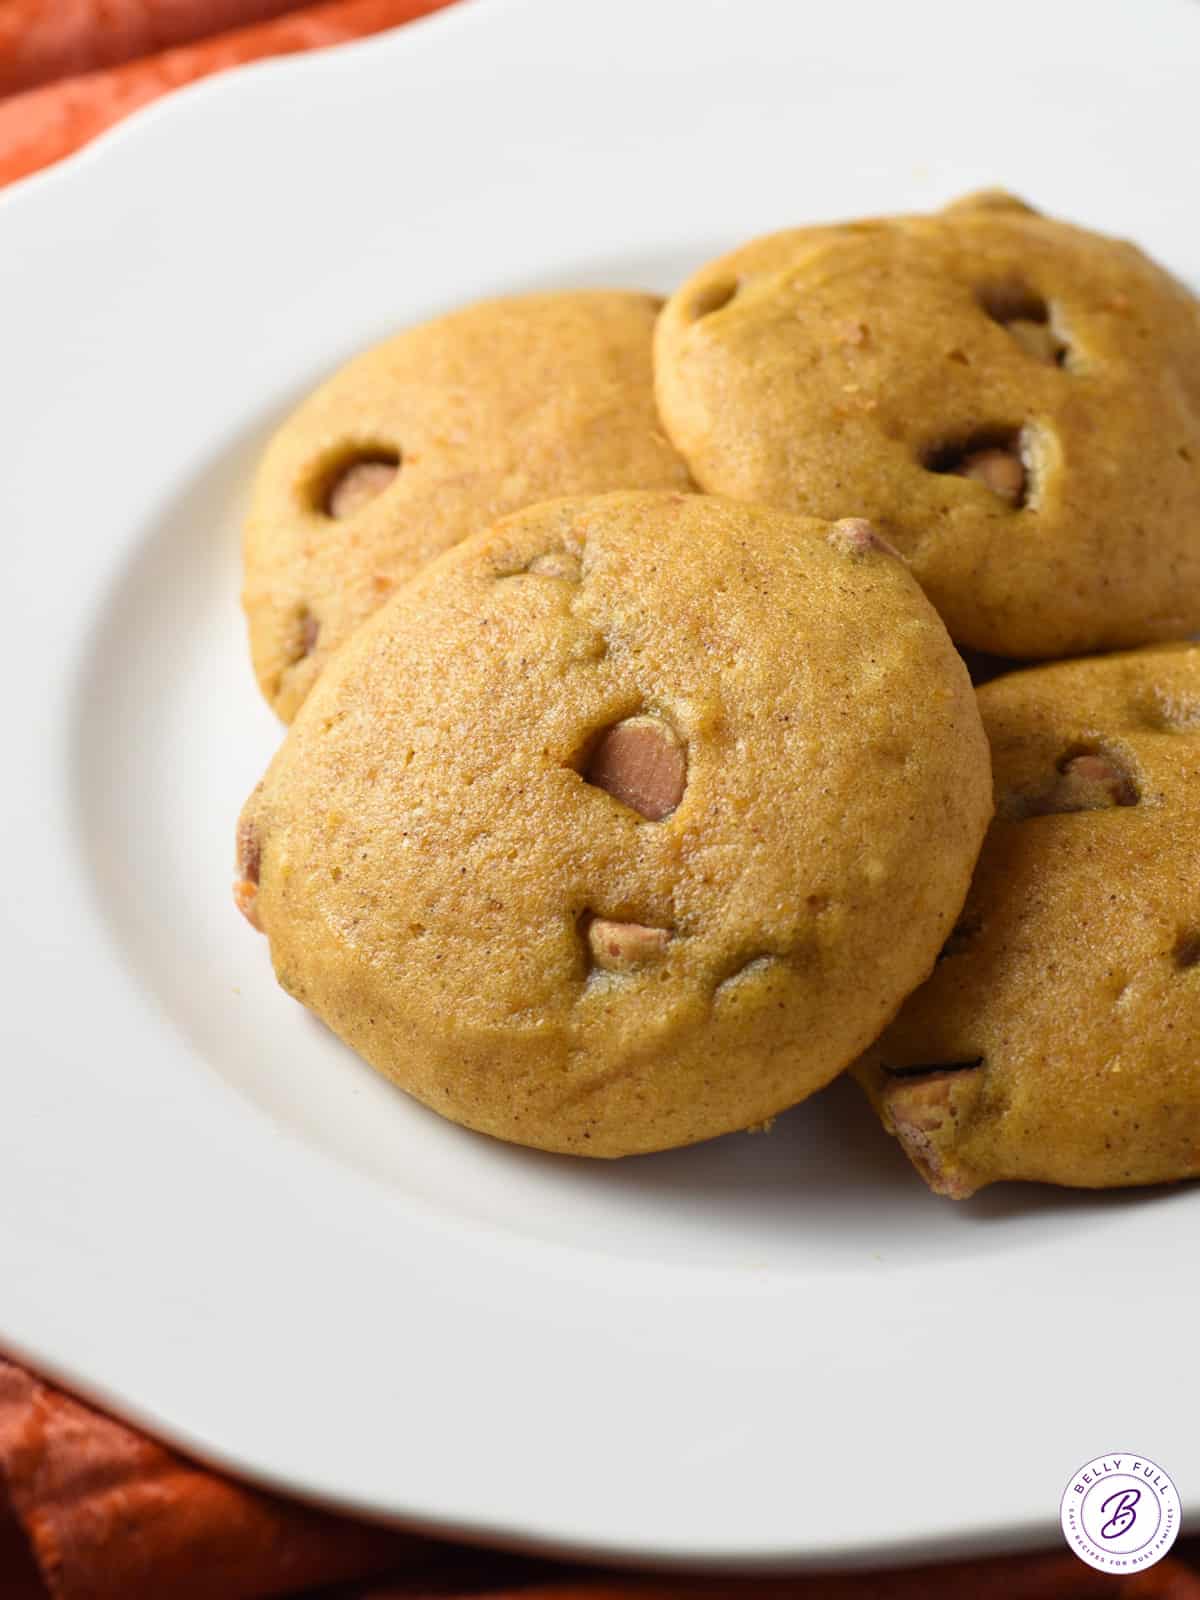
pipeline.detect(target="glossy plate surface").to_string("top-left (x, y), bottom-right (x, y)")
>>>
top-left (1, 0), bottom-right (1197, 1567)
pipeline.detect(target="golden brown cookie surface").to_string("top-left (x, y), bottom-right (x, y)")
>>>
top-left (655, 194), bottom-right (1200, 659)
top-left (237, 492), bottom-right (991, 1157)
top-left (244, 292), bottom-right (691, 720)
top-left (858, 644), bottom-right (1200, 1198)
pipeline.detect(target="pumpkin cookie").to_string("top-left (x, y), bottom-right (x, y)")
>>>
top-left (236, 492), bottom-right (991, 1157)
top-left (858, 644), bottom-right (1200, 1198)
top-left (655, 193), bottom-right (1200, 659)
top-left (244, 292), bottom-right (691, 720)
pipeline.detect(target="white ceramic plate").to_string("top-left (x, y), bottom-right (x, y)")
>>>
top-left (2, 0), bottom-right (1198, 1570)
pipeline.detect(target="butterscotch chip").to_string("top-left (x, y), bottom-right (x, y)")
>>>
top-left (1044, 752), bottom-right (1137, 812)
top-left (998, 748), bottom-right (1139, 820)
top-left (825, 517), bottom-right (900, 558)
top-left (233, 814), bottom-right (263, 929)
top-left (656, 195), bottom-right (1200, 659)
top-left (1006, 318), bottom-right (1066, 364)
top-left (238, 491), bottom-right (991, 1157)
top-left (326, 458), bottom-right (398, 519)
top-left (233, 878), bottom-right (261, 931)
top-left (243, 291), bottom-right (691, 721)
top-left (584, 716), bottom-right (686, 820)
top-left (956, 447), bottom-right (1025, 505)
top-left (236, 817), bottom-right (261, 885)
top-left (297, 611), bottom-right (319, 659)
top-left (857, 644), bottom-right (1200, 1198)
top-left (588, 918), bottom-right (671, 972)
top-left (877, 1073), bottom-right (977, 1202)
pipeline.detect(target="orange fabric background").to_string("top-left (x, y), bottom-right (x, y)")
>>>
top-left (0, 0), bottom-right (456, 185)
top-left (0, 1), bottom-right (315, 97)
top-left (0, 3), bottom-right (1195, 1595)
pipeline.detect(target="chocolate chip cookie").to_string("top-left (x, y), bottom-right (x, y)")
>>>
top-left (655, 193), bottom-right (1200, 660)
top-left (236, 492), bottom-right (991, 1157)
top-left (858, 644), bottom-right (1200, 1197)
top-left (244, 292), bottom-right (691, 721)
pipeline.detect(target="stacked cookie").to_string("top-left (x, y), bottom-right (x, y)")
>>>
top-left (237, 194), bottom-right (1200, 1197)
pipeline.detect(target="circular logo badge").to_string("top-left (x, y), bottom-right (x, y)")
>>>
top-left (1061, 1453), bottom-right (1181, 1574)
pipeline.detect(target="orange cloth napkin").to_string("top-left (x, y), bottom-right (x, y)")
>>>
top-left (0, 0), bottom-right (457, 186)
top-left (2, 1359), bottom-right (1199, 1598)
top-left (1, 5), bottom-right (1196, 1595)
top-left (0, 1), bottom-right (317, 97)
